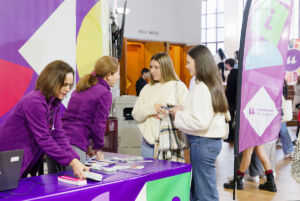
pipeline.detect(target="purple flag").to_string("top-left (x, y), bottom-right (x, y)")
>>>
top-left (237, 0), bottom-right (294, 152)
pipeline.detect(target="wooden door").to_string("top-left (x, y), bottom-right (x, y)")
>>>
top-left (126, 42), bottom-right (145, 95)
top-left (169, 45), bottom-right (184, 85)
top-left (120, 38), bottom-right (127, 95)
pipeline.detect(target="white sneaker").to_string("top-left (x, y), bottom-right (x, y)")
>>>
top-left (227, 176), bottom-right (244, 182)
top-left (244, 174), bottom-right (259, 183)
top-left (285, 151), bottom-right (295, 158)
top-left (262, 172), bottom-right (277, 181)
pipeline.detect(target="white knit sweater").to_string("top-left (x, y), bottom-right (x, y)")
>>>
top-left (174, 81), bottom-right (229, 139)
top-left (132, 80), bottom-right (189, 145)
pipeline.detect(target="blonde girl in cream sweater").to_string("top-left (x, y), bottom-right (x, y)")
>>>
top-left (132, 52), bottom-right (188, 158)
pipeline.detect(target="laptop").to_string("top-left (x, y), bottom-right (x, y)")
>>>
top-left (0, 149), bottom-right (24, 192)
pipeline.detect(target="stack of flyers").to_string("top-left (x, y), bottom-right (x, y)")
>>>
top-left (130, 165), bottom-right (144, 169)
top-left (127, 159), bottom-right (154, 163)
top-left (113, 165), bottom-right (130, 170)
top-left (85, 157), bottom-right (115, 167)
top-left (90, 166), bottom-right (117, 174)
top-left (58, 175), bottom-right (87, 186)
top-left (110, 157), bottom-right (144, 162)
top-left (113, 165), bottom-right (144, 170)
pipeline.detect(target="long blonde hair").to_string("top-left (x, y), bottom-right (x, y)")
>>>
top-left (188, 45), bottom-right (228, 113)
top-left (76, 56), bottom-right (119, 92)
top-left (149, 52), bottom-right (179, 85)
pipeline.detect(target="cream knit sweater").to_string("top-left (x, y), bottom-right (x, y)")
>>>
top-left (132, 80), bottom-right (189, 145)
top-left (174, 81), bottom-right (229, 139)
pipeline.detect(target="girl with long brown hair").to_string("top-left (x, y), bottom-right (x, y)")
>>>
top-left (170, 45), bottom-right (229, 201)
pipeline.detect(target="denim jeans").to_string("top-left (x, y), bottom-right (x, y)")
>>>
top-left (141, 138), bottom-right (154, 158)
top-left (187, 135), bottom-right (222, 201)
top-left (279, 122), bottom-right (294, 155)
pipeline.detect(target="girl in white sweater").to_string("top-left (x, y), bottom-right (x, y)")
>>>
top-left (170, 45), bottom-right (229, 201)
top-left (132, 52), bottom-right (188, 158)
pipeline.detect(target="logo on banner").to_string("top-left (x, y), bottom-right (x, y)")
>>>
top-left (243, 87), bottom-right (278, 136)
top-left (286, 49), bottom-right (300, 72)
top-left (250, 0), bottom-right (290, 46)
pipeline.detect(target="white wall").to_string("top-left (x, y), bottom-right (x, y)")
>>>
top-left (290, 0), bottom-right (299, 39)
top-left (107, 0), bottom-right (299, 56)
top-left (109, 0), bottom-right (202, 45)
top-left (224, 0), bottom-right (244, 58)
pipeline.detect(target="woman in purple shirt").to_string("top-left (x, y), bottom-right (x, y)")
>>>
top-left (62, 56), bottom-right (120, 162)
top-left (0, 60), bottom-right (89, 179)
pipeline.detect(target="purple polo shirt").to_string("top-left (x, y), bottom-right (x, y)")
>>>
top-left (62, 77), bottom-right (112, 152)
top-left (0, 90), bottom-right (79, 176)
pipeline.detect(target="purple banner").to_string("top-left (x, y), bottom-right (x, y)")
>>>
top-left (238, 0), bottom-right (293, 152)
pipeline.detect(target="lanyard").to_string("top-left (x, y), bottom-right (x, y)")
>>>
top-left (49, 106), bottom-right (54, 134)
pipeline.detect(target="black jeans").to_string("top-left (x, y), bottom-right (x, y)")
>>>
top-left (22, 154), bottom-right (44, 178)
top-left (227, 104), bottom-right (236, 141)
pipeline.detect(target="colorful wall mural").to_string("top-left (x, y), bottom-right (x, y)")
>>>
top-left (0, 0), bottom-right (110, 125)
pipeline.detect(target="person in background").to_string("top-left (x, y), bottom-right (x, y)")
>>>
top-left (224, 59), bottom-right (264, 182)
top-left (234, 50), bottom-right (239, 69)
top-left (0, 60), bottom-right (88, 179)
top-left (59, 56), bottom-right (120, 167)
top-left (293, 75), bottom-right (300, 140)
top-left (214, 48), bottom-right (226, 82)
top-left (170, 45), bottom-right (229, 201)
top-left (279, 80), bottom-right (295, 158)
top-left (224, 133), bottom-right (277, 191)
top-left (132, 52), bottom-right (189, 159)
top-left (136, 68), bottom-right (150, 96)
top-left (224, 58), bottom-right (238, 142)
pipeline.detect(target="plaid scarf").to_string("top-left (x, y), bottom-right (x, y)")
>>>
top-left (153, 112), bottom-right (188, 163)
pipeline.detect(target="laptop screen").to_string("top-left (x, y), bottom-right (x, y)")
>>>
top-left (0, 149), bottom-right (24, 192)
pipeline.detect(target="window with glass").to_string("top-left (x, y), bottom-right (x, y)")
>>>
top-left (201, 0), bottom-right (224, 54)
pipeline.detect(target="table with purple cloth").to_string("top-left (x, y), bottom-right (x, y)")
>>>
top-left (0, 152), bottom-right (191, 201)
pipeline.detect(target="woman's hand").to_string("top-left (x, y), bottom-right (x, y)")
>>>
top-left (95, 149), bottom-right (104, 161)
top-left (86, 145), bottom-right (95, 158)
top-left (154, 103), bottom-right (166, 115)
top-left (169, 105), bottom-right (183, 116)
top-left (69, 158), bottom-right (89, 179)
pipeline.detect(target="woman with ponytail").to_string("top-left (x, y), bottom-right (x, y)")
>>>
top-left (61, 56), bottom-right (119, 164)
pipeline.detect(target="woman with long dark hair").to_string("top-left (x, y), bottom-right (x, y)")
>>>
top-left (170, 45), bottom-right (229, 201)
top-left (215, 48), bottom-right (226, 82)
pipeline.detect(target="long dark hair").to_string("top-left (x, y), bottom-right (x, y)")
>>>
top-left (188, 45), bottom-right (228, 113)
top-left (218, 48), bottom-right (226, 60)
top-left (36, 60), bottom-right (74, 101)
top-left (283, 80), bottom-right (288, 99)
top-left (297, 75), bottom-right (300, 85)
